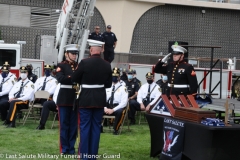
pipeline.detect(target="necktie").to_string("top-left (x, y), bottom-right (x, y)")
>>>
top-left (41, 77), bottom-right (47, 91)
top-left (110, 85), bottom-right (115, 108)
top-left (0, 78), bottom-right (4, 92)
top-left (147, 84), bottom-right (151, 102)
top-left (16, 82), bottom-right (24, 98)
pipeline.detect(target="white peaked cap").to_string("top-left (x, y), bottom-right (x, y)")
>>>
top-left (171, 45), bottom-right (187, 54)
top-left (64, 44), bottom-right (80, 51)
top-left (87, 39), bottom-right (105, 47)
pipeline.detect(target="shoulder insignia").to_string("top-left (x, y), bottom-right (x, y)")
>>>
top-left (191, 70), bottom-right (196, 76)
top-left (56, 67), bottom-right (61, 72)
top-left (158, 88), bottom-right (162, 92)
top-left (31, 84), bottom-right (34, 89)
top-left (14, 78), bottom-right (17, 81)
top-left (124, 87), bottom-right (127, 93)
top-left (30, 77), bottom-right (33, 80)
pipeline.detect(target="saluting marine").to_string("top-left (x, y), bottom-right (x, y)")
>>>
top-left (56, 44), bottom-right (79, 155)
top-left (0, 62), bottom-right (15, 121)
top-left (154, 42), bottom-right (198, 96)
top-left (2, 66), bottom-right (34, 128)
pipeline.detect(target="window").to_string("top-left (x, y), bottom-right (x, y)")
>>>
top-left (0, 49), bottom-right (17, 67)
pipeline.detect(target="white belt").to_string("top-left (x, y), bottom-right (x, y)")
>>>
top-left (168, 83), bottom-right (189, 88)
top-left (82, 84), bottom-right (104, 88)
top-left (61, 85), bottom-right (73, 89)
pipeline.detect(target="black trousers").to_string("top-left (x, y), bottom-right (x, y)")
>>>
top-left (6, 100), bottom-right (29, 123)
top-left (104, 108), bottom-right (126, 131)
top-left (0, 95), bottom-right (9, 121)
top-left (103, 47), bottom-right (114, 63)
top-left (40, 101), bottom-right (57, 126)
top-left (128, 99), bottom-right (141, 121)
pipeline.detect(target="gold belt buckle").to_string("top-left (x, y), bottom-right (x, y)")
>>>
top-left (170, 84), bottom-right (174, 87)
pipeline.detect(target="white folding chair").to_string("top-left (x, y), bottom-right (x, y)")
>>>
top-left (23, 91), bottom-right (50, 125)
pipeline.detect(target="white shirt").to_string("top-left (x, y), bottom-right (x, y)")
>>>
top-left (9, 78), bottom-right (34, 101)
top-left (105, 82), bottom-right (128, 112)
top-left (119, 80), bottom-right (126, 86)
top-left (34, 76), bottom-right (57, 95)
top-left (53, 83), bottom-right (60, 103)
top-left (8, 72), bottom-right (17, 84)
top-left (0, 74), bottom-right (14, 96)
top-left (137, 82), bottom-right (161, 106)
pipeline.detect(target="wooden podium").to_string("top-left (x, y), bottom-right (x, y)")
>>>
top-left (149, 94), bottom-right (216, 123)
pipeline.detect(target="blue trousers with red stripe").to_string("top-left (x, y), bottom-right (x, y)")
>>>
top-left (78, 108), bottom-right (104, 160)
top-left (58, 106), bottom-right (77, 154)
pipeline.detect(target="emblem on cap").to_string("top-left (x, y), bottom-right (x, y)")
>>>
top-left (22, 67), bottom-right (25, 70)
top-left (3, 67), bottom-right (6, 69)
top-left (148, 72), bottom-right (151, 76)
top-left (114, 70), bottom-right (117, 74)
top-left (5, 61), bottom-right (9, 65)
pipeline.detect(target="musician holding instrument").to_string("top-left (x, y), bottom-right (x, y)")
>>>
top-left (154, 42), bottom-right (198, 96)
top-left (55, 44), bottom-right (79, 155)
top-left (71, 39), bottom-right (112, 160)
top-left (2, 66), bottom-right (34, 128)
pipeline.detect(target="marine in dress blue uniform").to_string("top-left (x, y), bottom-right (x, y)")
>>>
top-left (0, 62), bottom-right (14, 121)
top-left (154, 43), bottom-right (198, 96)
top-left (104, 68), bottom-right (128, 135)
top-left (71, 39), bottom-right (112, 160)
top-left (102, 25), bottom-right (117, 63)
top-left (56, 44), bottom-right (79, 154)
top-left (3, 66), bottom-right (34, 127)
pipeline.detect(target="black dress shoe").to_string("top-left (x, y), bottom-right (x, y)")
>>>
top-left (6, 122), bottom-right (16, 128)
top-left (36, 124), bottom-right (45, 130)
top-left (113, 130), bottom-right (119, 135)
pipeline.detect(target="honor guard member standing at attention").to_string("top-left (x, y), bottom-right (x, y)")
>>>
top-left (154, 42), bottom-right (198, 96)
top-left (36, 83), bottom-right (60, 130)
top-left (56, 44), bottom-right (79, 155)
top-left (102, 25), bottom-right (117, 63)
top-left (34, 64), bottom-right (57, 104)
top-left (3, 66), bottom-right (34, 127)
top-left (104, 68), bottom-right (128, 135)
top-left (125, 69), bottom-right (140, 125)
top-left (0, 63), bottom-right (15, 122)
top-left (71, 39), bottom-right (112, 160)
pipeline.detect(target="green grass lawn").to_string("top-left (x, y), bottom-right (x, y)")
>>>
top-left (0, 115), bottom-right (159, 160)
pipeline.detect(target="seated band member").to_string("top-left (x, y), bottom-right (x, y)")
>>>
top-left (36, 83), bottom-right (60, 130)
top-left (34, 64), bottom-right (58, 104)
top-left (129, 72), bottom-right (161, 119)
top-left (3, 66), bottom-right (34, 128)
top-left (104, 68), bottom-right (128, 135)
top-left (0, 62), bottom-right (15, 122)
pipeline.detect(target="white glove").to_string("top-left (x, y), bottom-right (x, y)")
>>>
top-left (161, 53), bottom-right (171, 63)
